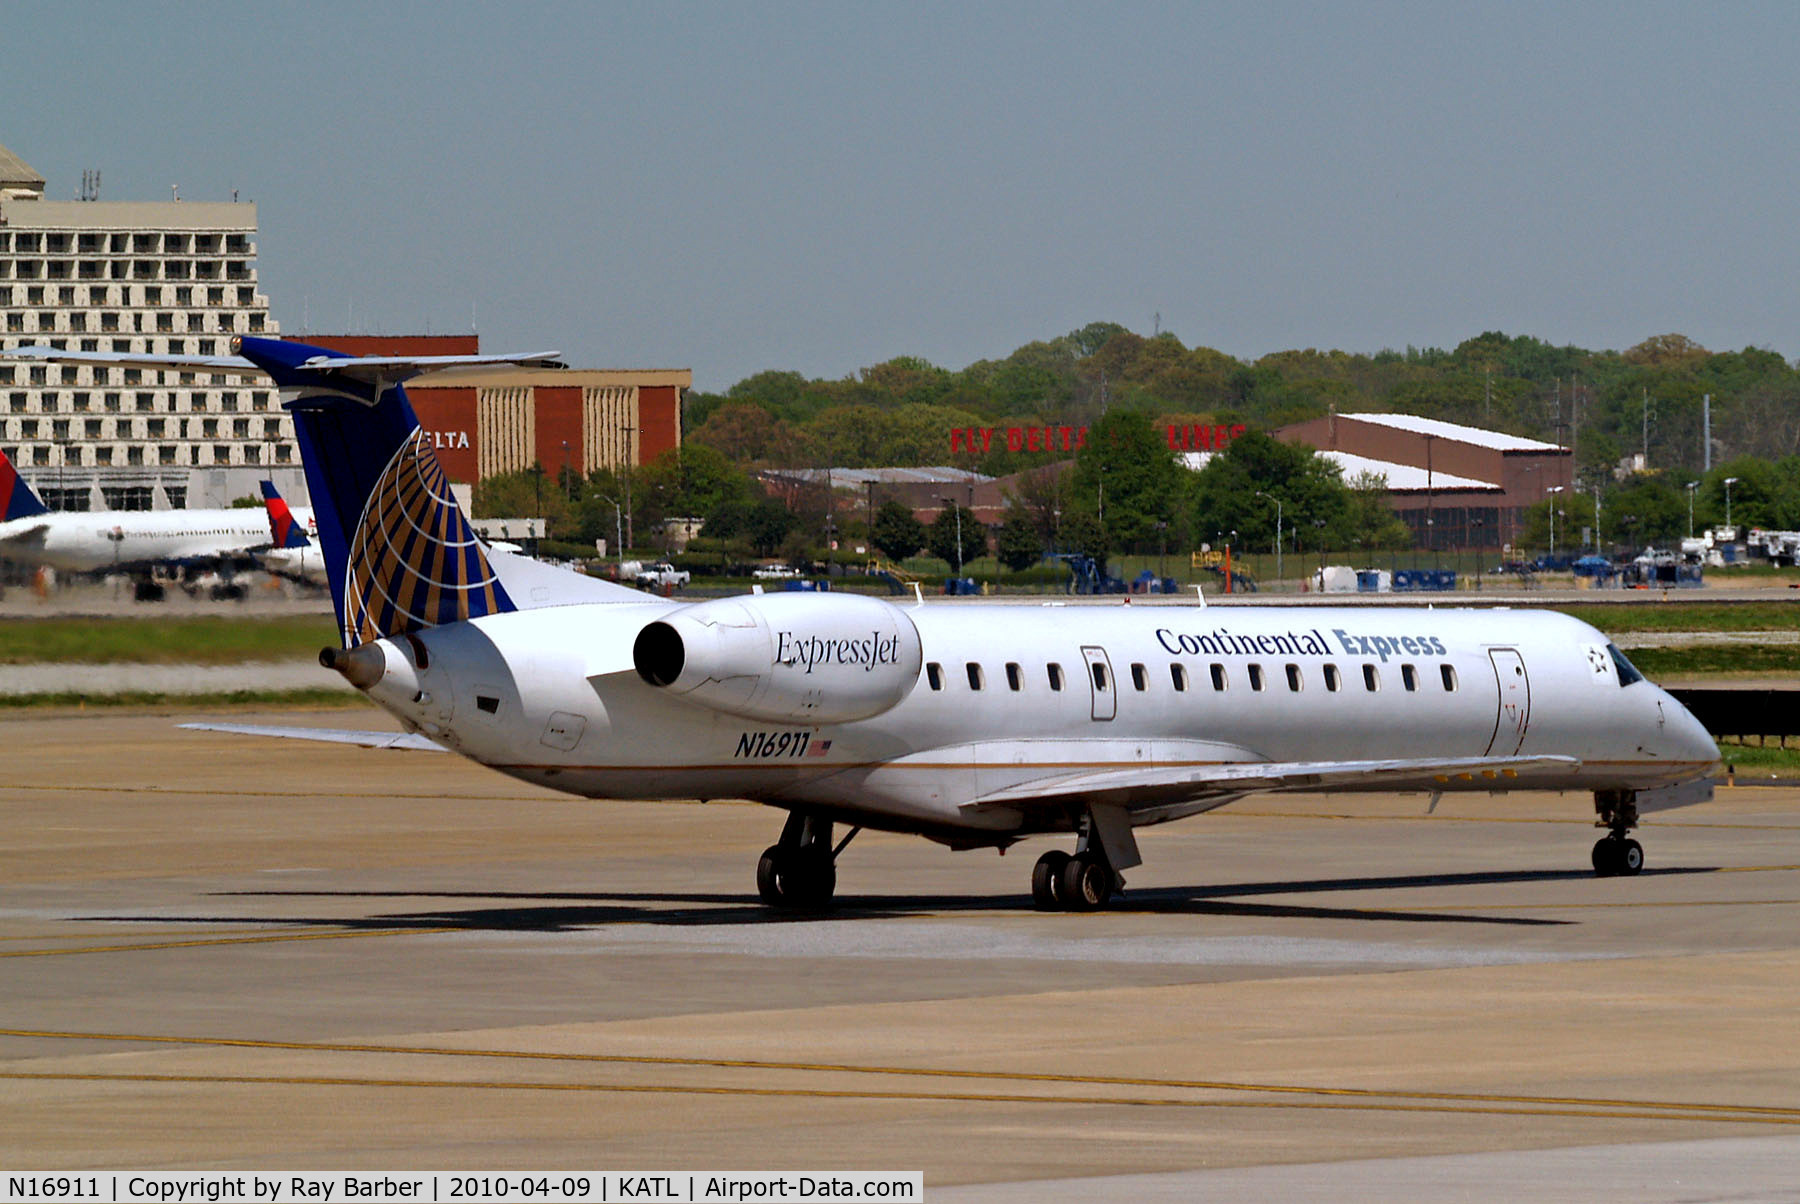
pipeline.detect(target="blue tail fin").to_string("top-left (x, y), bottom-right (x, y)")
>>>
top-left (235, 336), bottom-right (514, 647)
top-left (0, 446), bottom-right (49, 521)
top-left (259, 481), bottom-right (312, 549)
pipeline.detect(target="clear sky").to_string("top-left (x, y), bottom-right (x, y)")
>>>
top-left (7, 2), bottom-right (1798, 390)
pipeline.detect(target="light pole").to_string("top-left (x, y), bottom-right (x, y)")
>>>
top-left (561, 440), bottom-right (572, 501)
top-left (1686, 481), bottom-right (1698, 538)
top-left (1255, 490), bottom-right (1282, 581)
top-left (595, 494), bottom-right (624, 579)
top-left (940, 496), bottom-right (963, 577)
top-left (1547, 486), bottom-right (1565, 559)
top-left (1724, 476), bottom-right (1739, 531)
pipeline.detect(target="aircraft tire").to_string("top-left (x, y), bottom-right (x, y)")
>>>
top-left (1591, 837), bottom-right (1618, 877)
top-left (1060, 855), bottom-right (1115, 911)
top-left (756, 844), bottom-right (836, 909)
top-left (1031, 851), bottom-right (1070, 909)
top-left (756, 845), bottom-right (785, 903)
top-left (1618, 838), bottom-right (1644, 876)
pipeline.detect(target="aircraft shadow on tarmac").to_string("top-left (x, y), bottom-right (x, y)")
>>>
top-left (76, 865), bottom-right (1720, 934)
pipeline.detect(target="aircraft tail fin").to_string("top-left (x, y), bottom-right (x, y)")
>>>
top-left (0, 446), bottom-right (49, 522)
top-left (259, 481), bottom-right (312, 549)
top-left (233, 336), bottom-right (517, 648)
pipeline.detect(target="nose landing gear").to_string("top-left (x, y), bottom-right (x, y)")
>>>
top-left (1592, 789), bottom-right (1644, 877)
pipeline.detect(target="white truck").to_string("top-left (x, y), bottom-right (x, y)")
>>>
top-left (635, 561), bottom-right (691, 590)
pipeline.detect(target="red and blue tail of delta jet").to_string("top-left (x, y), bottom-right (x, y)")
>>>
top-left (258, 480), bottom-right (311, 549)
top-left (0, 446), bottom-right (49, 522)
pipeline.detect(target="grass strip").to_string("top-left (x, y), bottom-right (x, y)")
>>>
top-left (0, 688), bottom-right (366, 710)
top-left (1631, 644), bottom-right (1800, 676)
top-left (0, 616), bottom-right (337, 665)
top-left (1555, 601), bottom-right (1800, 634)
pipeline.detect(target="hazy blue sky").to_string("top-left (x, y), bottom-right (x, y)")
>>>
top-left (7, 2), bottom-right (1798, 389)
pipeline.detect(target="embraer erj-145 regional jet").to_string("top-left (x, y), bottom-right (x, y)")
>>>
top-left (0, 445), bottom-right (313, 595)
top-left (7, 338), bottom-right (1722, 910)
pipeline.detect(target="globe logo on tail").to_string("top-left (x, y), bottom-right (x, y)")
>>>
top-left (342, 427), bottom-right (511, 647)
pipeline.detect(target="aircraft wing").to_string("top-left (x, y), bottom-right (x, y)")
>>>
top-left (177, 721), bottom-right (446, 752)
top-left (965, 754), bottom-right (1582, 814)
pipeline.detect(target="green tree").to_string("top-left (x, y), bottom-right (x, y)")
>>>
top-left (1600, 476), bottom-right (1688, 549)
top-left (928, 503), bottom-right (986, 571)
top-left (870, 500), bottom-right (926, 562)
top-left (1189, 430), bottom-right (1353, 550)
top-left (473, 464), bottom-right (576, 534)
top-left (703, 497), bottom-right (800, 556)
top-left (1065, 409), bottom-right (1185, 551)
top-left (996, 510), bottom-right (1045, 571)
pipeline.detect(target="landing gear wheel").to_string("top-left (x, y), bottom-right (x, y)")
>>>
top-left (1592, 836), bottom-right (1645, 878)
top-left (755, 843), bottom-right (837, 910)
top-left (757, 844), bottom-right (785, 903)
top-left (1031, 851), bottom-right (1070, 910)
top-left (1591, 837), bottom-right (1618, 877)
top-left (1059, 854), bottom-right (1115, 911)
top-left (1618, 838), bottom-right (1644, 876)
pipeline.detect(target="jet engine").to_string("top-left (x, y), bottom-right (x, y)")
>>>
top-left (632, 592), bottom-right (923, 724)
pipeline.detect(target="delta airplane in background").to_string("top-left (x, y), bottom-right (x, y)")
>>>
top-left (0, 446), bottom-right (314, 597)
top-left (7, 338), bottom-right (1722, 910)
top-left (257, 480), bottom-right (328, 587)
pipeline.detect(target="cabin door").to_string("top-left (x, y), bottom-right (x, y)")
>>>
top-left (1485, 648), bottom-right (1531, 756)
top-left (1081, 645), bottom-right (1116, 722)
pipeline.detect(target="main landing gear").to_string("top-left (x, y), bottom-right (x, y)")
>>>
top-left (1592, 789), bottom-right (1644, 878)
top-left (1031, 803), bottom-right (1142, 912)
top-left (757, 812), bottom-right (858, 910)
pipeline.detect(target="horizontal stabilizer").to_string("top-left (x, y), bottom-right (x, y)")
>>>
top-left (178, 721), bottom-right (446, 752)
top-left (966, 754), bottom-right (1582, 812)
top-left (2, 345), bottom-right (563, 383)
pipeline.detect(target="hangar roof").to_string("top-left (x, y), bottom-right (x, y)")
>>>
top-left (1342, 412), bottom-right (1563, 453)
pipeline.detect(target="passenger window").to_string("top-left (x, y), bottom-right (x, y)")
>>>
top-left (1210, 663), bottom-right (1227, 691)
top-left (1402, 664), bottom-right (1419, 692)
top-left (1131, 663), bottom-right (1148, 691)
top-left (1285, 664), bottom-right (1303, 692)
top-left (1248, 664), bottom-right (1265, 692)
top-left (1363, 664), bottom-right (1380, 692)
top-left (1171, 664), bottom-right (1188, 692)
top-left (1323, 664), bottom-right (1341, 692)
top-left (1006, 662), bottom-right (1022, 691)
top-left (926, 662), bottom-right (943, 691)
top-left (1047, 663), bottom-right (1065, 691)
top-left (966, 662), bottom-right (984, 690)
top-left (1440, 664), bottom-right (1457, 691)
top-left (1092, 662), bottom-right (1109, 691)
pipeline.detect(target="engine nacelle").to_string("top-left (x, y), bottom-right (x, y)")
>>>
top-left (632, 592), bottom-right (923, 724)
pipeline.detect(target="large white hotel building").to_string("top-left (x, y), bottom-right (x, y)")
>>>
top-left (0, 140), bottom-right (297, 510)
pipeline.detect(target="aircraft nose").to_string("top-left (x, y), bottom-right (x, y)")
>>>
top-left (1662, 692), bottom-right (1720, 768)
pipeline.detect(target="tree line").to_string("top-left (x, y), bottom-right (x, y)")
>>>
top-left (472, 322), bottom-right (1800, 568)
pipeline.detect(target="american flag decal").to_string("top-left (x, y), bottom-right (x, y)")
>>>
top-left (342, 427), bottom-right (512, 647)
top-left (806, 739), bottom-right (833, 757)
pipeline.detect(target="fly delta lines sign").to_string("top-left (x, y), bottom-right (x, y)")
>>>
top-left (949, 423), bottom-right (1249, 455)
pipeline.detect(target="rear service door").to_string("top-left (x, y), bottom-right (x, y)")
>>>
top-left (1485, 648), bottom-right (1531, 755)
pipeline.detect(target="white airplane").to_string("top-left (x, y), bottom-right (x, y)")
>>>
top-left (256, 480), bottom-right (328, 586)
top-left (0, 446), bottom-right (314, 596)
top-left (7, 337), bottom-right (1721, 910)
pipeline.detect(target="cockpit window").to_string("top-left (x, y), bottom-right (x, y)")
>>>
top-left (1608, 643), bottom-right (1645, 687)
